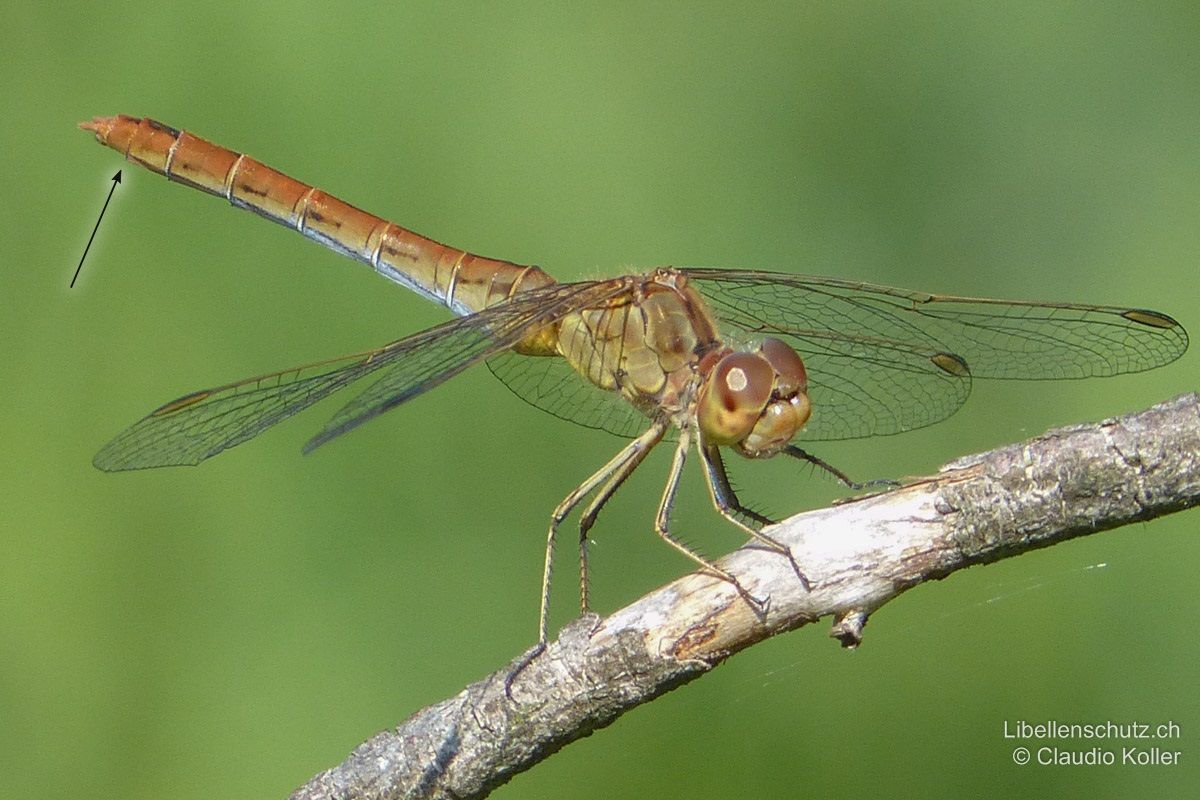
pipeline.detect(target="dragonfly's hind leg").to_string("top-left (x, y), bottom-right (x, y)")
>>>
top-left (575, 429), bottom-right (660, 613)
top-left (699, 441), bottom-right (810, 591)
top-left (505, 420), bottom-right (667, 699)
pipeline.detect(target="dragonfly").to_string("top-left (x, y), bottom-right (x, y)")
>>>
top-left (82, 115), bottom-right (1189, 649)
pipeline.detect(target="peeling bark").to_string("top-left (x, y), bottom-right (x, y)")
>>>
top-left (290, 393), bottom-right (1200, 800)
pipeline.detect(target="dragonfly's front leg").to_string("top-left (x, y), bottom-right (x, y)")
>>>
top-left (699, 441), bottom-right (810, 591)
top-left (655, 428), bottom-right (769, 615)
top-left (699, 440), bottom-right (775, 528)
top-left (784, 444), bottom-right (899, 491)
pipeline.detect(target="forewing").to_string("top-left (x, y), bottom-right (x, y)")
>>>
top-left (684, 268), bottom-right (1187, 440)
top-left (94, 349), bottom-right (408, 470)
top-left (95, 280), bottom-right (620, 469)
top-left (303, 280), bottom-right (626, 450)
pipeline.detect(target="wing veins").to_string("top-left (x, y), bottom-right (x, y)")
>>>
top-left (96, 280), bottom-right (623, 470)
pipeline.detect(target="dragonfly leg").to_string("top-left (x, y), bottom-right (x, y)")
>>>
top-left (537, 420), bottom-right (668, 641)
top-left (506, 422), bottom-right (667, 695)
top-left (655, 429), bottom-right (769, 617)
top-left (699, 440), bottom-right (776, 528)
top-left (784, 444), bottom-right (899, 491)
top-left (504, 419), bottom-right (667, 700)
top-left (576, 426), bottom-right (661, 613)
top-left (700, 441), bottom-right (810, 591)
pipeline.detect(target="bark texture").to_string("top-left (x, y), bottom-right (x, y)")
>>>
top-left (290, 393), bottom-right (1200, 800)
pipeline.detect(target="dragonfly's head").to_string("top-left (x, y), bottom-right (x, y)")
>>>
top-left (697, 337), bottom-right (811, 458)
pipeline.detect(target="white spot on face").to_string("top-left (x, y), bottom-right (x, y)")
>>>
top-left (726, 367), bottom-right (749, 392)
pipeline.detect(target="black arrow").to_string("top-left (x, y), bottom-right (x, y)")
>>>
top-left (70, 170), bottom-right (122, 288)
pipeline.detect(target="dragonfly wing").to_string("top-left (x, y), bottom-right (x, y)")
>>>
top-left (303, 280), bottom-right (628, 451)
top-left (684, 268), bottom-right (1187, 440)
top-left (95, 280), bottom-right (622, 470)
top-left (486, 351), bottom-right (666, 440)
top-left (94, 348), bottom-right (409, 470)
top-left (788, 339), bottom-right (971, 440)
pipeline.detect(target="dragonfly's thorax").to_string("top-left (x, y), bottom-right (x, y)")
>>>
top-left (554, 270), bottom-right (722, 422)
top-left (696, 337), bottom-right (812, 458)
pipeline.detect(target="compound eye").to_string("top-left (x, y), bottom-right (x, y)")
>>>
top-left (759, 337), bottom-right (808, 396)
top-left (698, 351), bottom-right (774, 444)
top-left (715, 351), bottom-right (773, 411)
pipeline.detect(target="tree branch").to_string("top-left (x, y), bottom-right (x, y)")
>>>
top-left (289, 393), bottom-right (1200, 800)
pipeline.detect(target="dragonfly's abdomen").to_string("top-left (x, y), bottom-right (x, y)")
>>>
top-left (80, 115), bottom-right (555, 317)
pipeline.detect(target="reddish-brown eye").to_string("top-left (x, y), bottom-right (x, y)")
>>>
top-left (760, 337), bottom-right (807, 396)
top-left (698, 351), bottom-right (774, 444)
top-left (715, 351), bottom-right (773, 410)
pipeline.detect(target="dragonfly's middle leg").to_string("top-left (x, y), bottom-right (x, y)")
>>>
top-left (700, 440), bottom-right (810, 591)
top-left (655, 428), bottom-right (769, 615)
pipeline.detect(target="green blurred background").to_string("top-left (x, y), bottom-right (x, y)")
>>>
top-left (4, 2), bottom-right (1198, 797)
